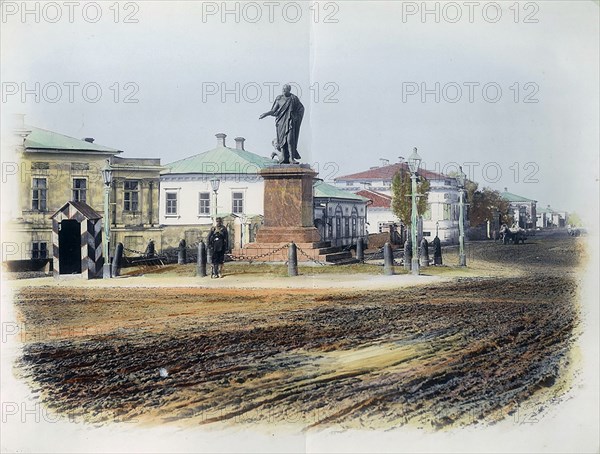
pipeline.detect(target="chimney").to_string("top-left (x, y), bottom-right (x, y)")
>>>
top-left (216, 133), bottom-right (227, 147)
top-left (504, 187), bottom-right (508, 192)
top-left (234, 137), bottom-right (245, 150)
top-left (380, 158), bottom-right (389, 167)
top-left (83, 137), bottom-right (95, 143)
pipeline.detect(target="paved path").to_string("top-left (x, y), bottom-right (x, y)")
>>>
top-left (5, 272), bottom-right (448, 290)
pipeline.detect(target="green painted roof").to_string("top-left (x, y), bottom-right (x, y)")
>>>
top-left (500, 191), bottom-right (537, 203)
top-left (538, 206), bottom-right (564, 214)
top-left (314, 180), bottom-right (369, 202)
top-left (24, 126), bottom-right (121, 153)
top-left (164, 146), bottom-right (273, 174)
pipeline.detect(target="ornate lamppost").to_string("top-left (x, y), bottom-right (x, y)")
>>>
top-left (456, 166), bottom-right (467, 266)
top-left (101, 160), bottom-right (113, 278)
top-left (407, 147), bottom-right (422, 276)
top-left (210, 177), bottom-right (220, 224)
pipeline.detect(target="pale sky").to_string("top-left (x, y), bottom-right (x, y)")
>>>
top-left (1, 0), bottom-right (598, 224)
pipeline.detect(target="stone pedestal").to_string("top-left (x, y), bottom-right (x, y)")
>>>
top-left (255, 164), bottom-right (320, 244)
top-left (233, 164), bottom-right (324, 262)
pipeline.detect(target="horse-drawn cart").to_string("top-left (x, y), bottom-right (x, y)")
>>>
top-left (500, 224), bottom-right (527, 244)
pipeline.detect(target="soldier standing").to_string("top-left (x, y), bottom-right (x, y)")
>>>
top-left (207, 217), bottom-right (228, 278)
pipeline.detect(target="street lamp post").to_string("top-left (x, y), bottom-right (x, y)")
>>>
top-left (457, 166), bottom-right (467, 266)
top-left (101, 160), bottom-right (113, 278)
top-left (407, 147), bottom-right (422, 276)
top-left (210, 177), bottom-right (220, 224)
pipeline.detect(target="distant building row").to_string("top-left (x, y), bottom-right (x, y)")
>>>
top-left (5, 118), bottom-right (565, 264)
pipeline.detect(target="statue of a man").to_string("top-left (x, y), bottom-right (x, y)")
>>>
top-left (259, 84), bottom-right (304, 164)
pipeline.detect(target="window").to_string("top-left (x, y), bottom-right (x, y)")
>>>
top-left (443, 203), bottom-right (452, 221)
top-left (351, 207), bottom-right (358, 237)
top-left (72, 178), bottom-right (87, 203)
top-left (423, 206), bottom-right (432, 221)
top-left (32, 178), bottom-right (47, 211)
top-left (335, 206), bottom-right (343, 238)
top-left (232, 192), bottom-right (244, 214)
top-left (198, 192), bottom-right (211, 216)
top-left (166, 192), bottom-right (178, 215)
top-left (32, 242), bottom-right (47, 259)
top-left (124, 181), bottom-right (139, 211)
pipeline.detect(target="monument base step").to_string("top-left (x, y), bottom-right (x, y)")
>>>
top-left (232, 242), bottom-right (352, 264)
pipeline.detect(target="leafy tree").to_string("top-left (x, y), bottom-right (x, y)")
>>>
top-left (391, 168), bottom-right (430, 226)
top-left (567, 212), bottom-right (582, 226)
top-left (467, 183), bottom-right (511, 226)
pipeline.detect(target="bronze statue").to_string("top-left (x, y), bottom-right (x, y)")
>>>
top-left (260, 84), bottom-right (304, 164)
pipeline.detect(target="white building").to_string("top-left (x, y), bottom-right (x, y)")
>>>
top-left (160, 133), bottom-right (368, 249)
top-left (335, 161), bottom-right (461, 244)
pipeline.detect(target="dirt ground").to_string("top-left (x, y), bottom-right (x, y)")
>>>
top-left (10, 231), bottom-right (588, 431)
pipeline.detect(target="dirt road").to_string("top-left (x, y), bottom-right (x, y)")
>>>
top-left (11, 233), bottom-right (586, 431)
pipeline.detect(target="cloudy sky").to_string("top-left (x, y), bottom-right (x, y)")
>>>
top-left (2, 1), bottom-right (598, 223)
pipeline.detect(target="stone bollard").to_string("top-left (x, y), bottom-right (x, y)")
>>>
top-left (197, 241), bottom-right (207, 277)
top-left (433, 236), bottom-right (442, 265)
top-left (419, 238), bottom-right (429, 267)
top-left (178, 239), bottom-right (186, 265)
top-left (403, 238), bottom-right (412, 271)
top-left (112, 242), bottom-right (124, 277)
top-left (383, 242), bottom-right (394, 275)
top-left (145, 239), bottom-right (156, 258)
top-left (288, 242), bottom-right (298, 277)
top-left (356, 237), bottom-right (364, 262)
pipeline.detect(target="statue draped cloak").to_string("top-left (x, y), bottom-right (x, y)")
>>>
top-left (271, 93), bottom-right (304, 160)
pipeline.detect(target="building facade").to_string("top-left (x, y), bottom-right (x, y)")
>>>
top-left (4, 118), bottom-right (162, 267)
top-left (500, 189), bottom-right (537, 229)
top-left (313, 181), bottom-right (369, 247)
top-left (334, 161), bottom-right (461, 243)
top-left (536, 205), bottom-right (567, 229)
top-left (159, 133), bottom-right (368, 249)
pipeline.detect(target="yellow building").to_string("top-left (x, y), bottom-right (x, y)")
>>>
top-left (3, 119), bottom-right (162, 268)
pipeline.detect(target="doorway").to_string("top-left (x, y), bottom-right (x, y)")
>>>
top-left (59, 220), bottom-right (81, 274)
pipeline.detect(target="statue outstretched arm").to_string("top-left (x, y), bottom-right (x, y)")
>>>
top-left (259, 96), bottom-right (283, 119)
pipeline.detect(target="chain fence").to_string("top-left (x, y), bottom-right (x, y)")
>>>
top-left (119, 241), bottom-right (416, 270)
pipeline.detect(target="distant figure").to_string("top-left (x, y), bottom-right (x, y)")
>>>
top-left (433, 236), bottom-right (442, 265)
top-left (389, 223), bottom-right (401, 245)
top-left (207, 217), bottom-right (229, 278)
top-left (259, 84), bottom-right (304, 164)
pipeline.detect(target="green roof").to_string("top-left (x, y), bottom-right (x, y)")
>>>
top-left (164, 146), bottom-right (273, 174)
top-left (538, 206), bottom-right (564, 214)
top-left (314, 180), bottom-right (369, 202)
top-left (500, 191), bottom-right (537, 203)
top-left (24, 126), bottom-right (121, 153)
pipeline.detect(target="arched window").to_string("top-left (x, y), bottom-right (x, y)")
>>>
top-left (351, 206), bottom-right (358, 238)
top-left (335, 205), bottom-right (343, 239)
